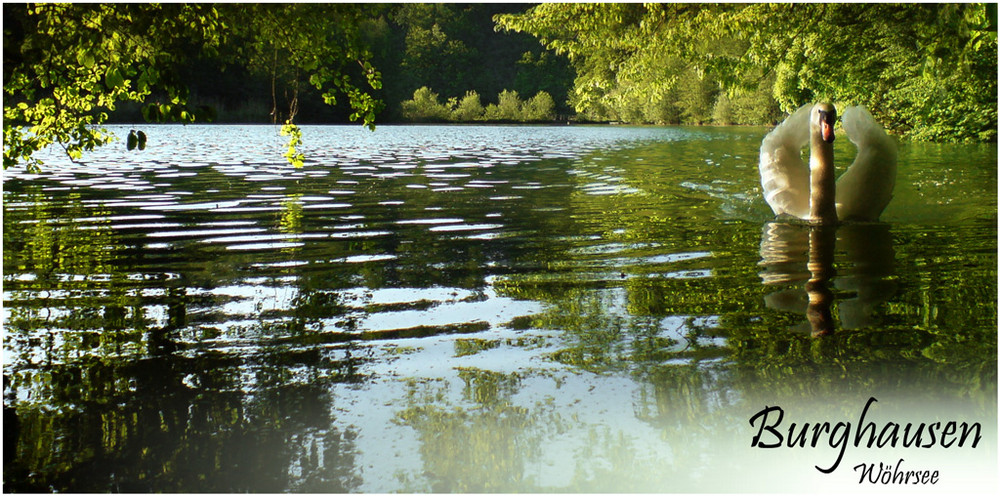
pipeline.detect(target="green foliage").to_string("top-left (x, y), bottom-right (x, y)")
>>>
top-left (674, 69), bottom-right (718, 125)
top-left (3, 3), bottom-right (384, 169)
top-left (279, 121), bottom-right (305, 168)
top-left (7, 1), bottom-right (991, 164)
top-left (522, 91), bottom-right (557, 122)
top-left (711, 93), bottom-right (734, 125)
top-left (724, 72), bottom-right (784, 125)
top-left (400, 86), bottom-right (452, 122)
top-left (366, 4), bottom-right (575, 121)
top-left (713, 3), bottom-right (998, 141)
top-left (3, 3), bottom-right (224, 170)
top-left (401, 22), bottom-right (474, 100)
top-left (513, 51), bottom-right (573, 114)
top-left (452, 90), bottom-right (485, 122)
top-left (401, 87), bottom-right (557, 123)
top-left (483, 89), bottom-right (524, 121)
top-left (497, 3), bottom-right (997, 141)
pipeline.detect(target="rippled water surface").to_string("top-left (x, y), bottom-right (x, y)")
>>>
top-left (3, 124), bottom-right (997, 492)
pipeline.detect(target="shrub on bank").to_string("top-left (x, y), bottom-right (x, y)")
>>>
top-left (451, 91), bottom-right (485, 122)
top-left (400, 87), bottom-right (451, 122)
top-left (401, 87), bottom-right (558, 123)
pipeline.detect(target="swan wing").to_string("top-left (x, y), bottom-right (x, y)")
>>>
top-left (836, 105), bottom-right (898, 221)
top-left (759, 104), bottom-right (812, 219)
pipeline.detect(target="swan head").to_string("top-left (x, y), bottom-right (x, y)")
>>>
top-left (811, 103), bottom-right (837, 144)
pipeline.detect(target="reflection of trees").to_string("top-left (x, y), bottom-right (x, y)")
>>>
top-left (5, 352), bottom-right (363, 492)
top-left (455, 140), bottom-right (994, 489)
top-left (393, 366), bottom-right (721, 492)
top-left (4, 135), bottom-right (996, 491)
top-left (391, 362), bottom-right (770, 492)
top-left (3, 185), bottom-right (153, 366)
top-left (730, 219), bottom-right (995, 403)
top-left (3, 182), bottom-right (369, 491)
top-left (393, 369), bottom-right (545, 492)
top-left (493, 141), bottom-right (995, 415)
top-left (1, 149), bottom-right (587, 491)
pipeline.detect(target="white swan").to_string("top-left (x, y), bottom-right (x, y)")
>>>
top-left (759, 103), bottom-right (897, 222)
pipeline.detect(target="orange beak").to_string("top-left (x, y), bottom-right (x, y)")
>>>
top-left (819, 111), bottom-right (836, 143)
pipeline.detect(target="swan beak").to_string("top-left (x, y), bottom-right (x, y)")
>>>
top-left (819, 110), bottom-right (836, 143)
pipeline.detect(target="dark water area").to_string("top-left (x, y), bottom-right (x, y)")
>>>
top-left (3, 124), bottom-right (996, 492)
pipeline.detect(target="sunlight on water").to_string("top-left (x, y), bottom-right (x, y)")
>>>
top-left (3, 124), bottom-right (996, 492)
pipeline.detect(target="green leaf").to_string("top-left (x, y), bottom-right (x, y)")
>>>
top-left (105, 68), bottom-right (125, 90)
top-left (77, 51), bottom-right (95, 69)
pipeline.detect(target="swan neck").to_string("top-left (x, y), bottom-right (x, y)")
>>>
top-left (809, 137), bottom-right (837, 223)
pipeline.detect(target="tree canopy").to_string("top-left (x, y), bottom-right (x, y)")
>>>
top-left (497, 3), bottom-right (997, 141)
top-left (3, 3), bottom-right (383, 170)
top-left (363, 3), bottom-right (574, 121)
top-left (4, 3), bottom-right (996, 171)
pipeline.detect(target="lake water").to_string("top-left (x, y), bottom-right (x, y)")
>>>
top-left (3, 124), bottom-right (997, 492)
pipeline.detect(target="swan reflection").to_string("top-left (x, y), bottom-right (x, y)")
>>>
top-left (758, 221), bottom-right (896, 336)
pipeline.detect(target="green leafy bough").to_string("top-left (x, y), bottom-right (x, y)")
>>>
top-left (3, 3), bottom-right (384, 171)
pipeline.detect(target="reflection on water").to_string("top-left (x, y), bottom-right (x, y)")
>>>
top-left (3, 125), bottom-right (996, 492)
top-left (759, 222), bottom-right (897, 335)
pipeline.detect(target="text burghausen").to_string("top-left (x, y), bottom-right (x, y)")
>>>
top-left (748, 397), bottom-right (982, 474)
